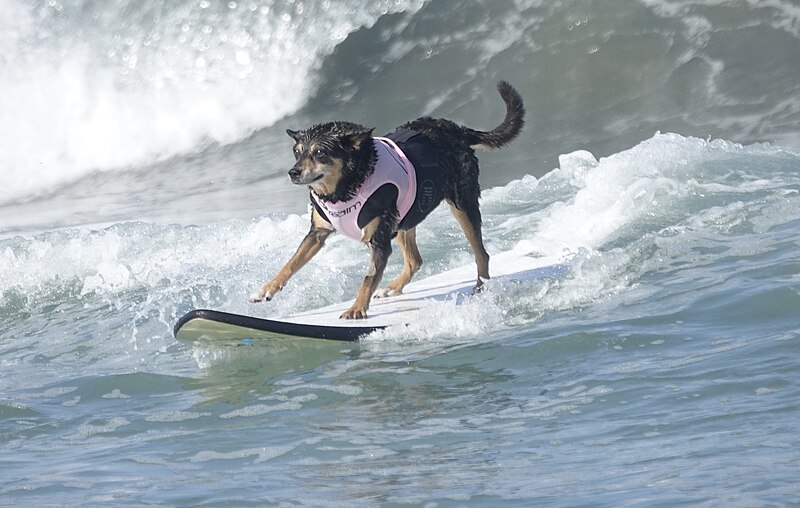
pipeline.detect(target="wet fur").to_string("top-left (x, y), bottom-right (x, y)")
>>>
top-left (251, 81), bottom-right (525, 319)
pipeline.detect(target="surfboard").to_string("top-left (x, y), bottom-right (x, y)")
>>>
top-left (174, 245), bottom-right (572, 343)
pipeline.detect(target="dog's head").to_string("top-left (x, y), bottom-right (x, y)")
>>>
top-left (286, 122), bottom-right (375, 199)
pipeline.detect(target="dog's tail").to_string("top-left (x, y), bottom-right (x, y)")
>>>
top-left (467, 81), bottom-right (525, 150)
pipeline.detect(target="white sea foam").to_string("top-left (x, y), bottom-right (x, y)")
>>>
top-left (189, 445), bottom-right (294, 463)
top-left (76, 417), bottom-right (130, 438)
top-left (0, 0), bottom-right (424, 204)
top-left (145, 411), bottom-right (212, 422)
top-left (275, 383), bottom-right (363, 397)
top-left (101, 389), bottom-right (130, 399)
top-left (2, 133), bottom-right (798, 355)
top-left (362, 133), bottom-right (800, 346)
top-left (219, 401), bottom-right (302, 418)
top-left (33, 386), bottom-right (79, 399)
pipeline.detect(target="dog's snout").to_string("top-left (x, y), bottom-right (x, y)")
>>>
top-left (288, 167), bottom-right (301, 180)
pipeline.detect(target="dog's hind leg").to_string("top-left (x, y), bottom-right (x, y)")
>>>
top-left (447, 200), bottom-right (490, 293)
top-left (374, 229), bottom-right (422, 298)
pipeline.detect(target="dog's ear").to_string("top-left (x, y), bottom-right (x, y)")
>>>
top-left (340, 128), bottom-right (374, 150)
top-left (286, 129), bottom-right (303, 141)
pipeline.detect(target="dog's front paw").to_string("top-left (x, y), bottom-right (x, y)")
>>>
top-left (340, 306), bottom-right (368, 320)
top-left (373, 287), bottom-right (402, 299)
top-left (249, 288), bottom-right (275, 303)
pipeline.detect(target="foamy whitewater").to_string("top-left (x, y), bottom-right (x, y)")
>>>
top-left (2, 0), bottom-right (799, 505)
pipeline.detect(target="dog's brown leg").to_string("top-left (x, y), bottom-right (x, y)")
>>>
top-left (374, 229), bottom-right (422, 298)
top-left (250, 209), bottom-right (333, 302)
top-left (341, 216), bottom-right (392, 319)
top-left (447, 201), bottom-right (490, 292)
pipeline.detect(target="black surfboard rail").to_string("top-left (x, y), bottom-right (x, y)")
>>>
top-left (174, 309), bottom-right (385, 342)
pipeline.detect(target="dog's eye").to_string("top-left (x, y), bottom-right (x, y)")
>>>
top-left (293, 145), bottom-right (303, 157)
top-left (313, 148), bottom-right (325, 159)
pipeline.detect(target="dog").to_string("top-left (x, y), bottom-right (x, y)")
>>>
top-left (250, 81), bottom-right (525, 319)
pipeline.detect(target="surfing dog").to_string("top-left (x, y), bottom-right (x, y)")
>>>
top-left (250, 81), bottom-right (525, 319)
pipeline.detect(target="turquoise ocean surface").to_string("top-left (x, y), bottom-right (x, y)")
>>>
top-left (1, 0), bottom-right (799, 505)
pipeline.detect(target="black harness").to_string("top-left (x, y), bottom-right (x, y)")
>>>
top-left (386, 129), bottom-right (446, 231)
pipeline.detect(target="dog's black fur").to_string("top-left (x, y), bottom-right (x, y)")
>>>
top-left (250, 81), bottom-right (525, 319)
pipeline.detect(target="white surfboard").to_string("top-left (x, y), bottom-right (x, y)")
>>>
top-left (174, 246), bottom-right (572, 343)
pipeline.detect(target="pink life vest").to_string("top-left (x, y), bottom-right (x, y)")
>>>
top-left (311, 137), bottom-right (417, 242)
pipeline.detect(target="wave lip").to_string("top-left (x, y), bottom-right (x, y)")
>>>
top-left (0, 0), bottom-right (424, 204)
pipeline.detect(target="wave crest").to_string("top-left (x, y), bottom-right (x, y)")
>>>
top-left (0, 0), bottom-right (423, 203)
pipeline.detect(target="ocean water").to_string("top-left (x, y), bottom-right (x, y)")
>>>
top-left (2, 0), bottom-right (800, 505)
